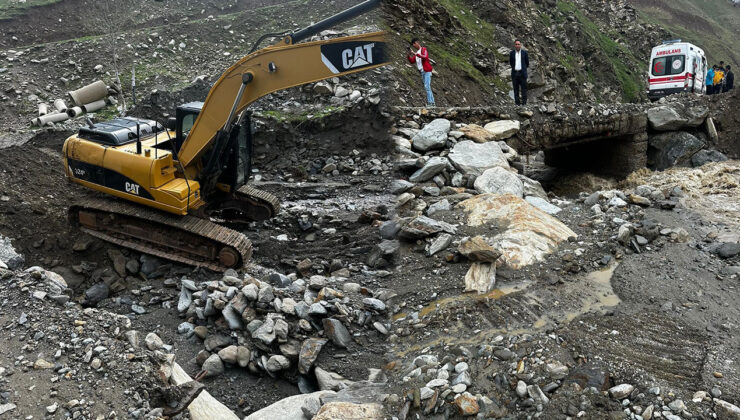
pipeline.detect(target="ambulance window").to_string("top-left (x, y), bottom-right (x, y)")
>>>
top-left (652, 57), bottom-right (667, 76)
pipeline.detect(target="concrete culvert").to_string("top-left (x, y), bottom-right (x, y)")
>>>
top-left (34, 112), bottom-right (69, 126)
top-left (66, 106), bottom-right (83, 118)
top-left (68, 80), bottom-right (108, 107)
top-left (53, 99), bottom-right (67, 113)
top-left (82, 99), bottom-right (106, 113)
top-left (38, 103), bottom-right (48, 116)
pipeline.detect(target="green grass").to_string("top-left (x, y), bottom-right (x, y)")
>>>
top-left (0, 0), bottom-right (61, 20)
top-left (436, 0), bottom-right (495, 40)
top-left (540, 13), bottom-right (553, 28)
top-left (633, 0), bottom-right (740, 66)
top-left (557, 0), bottom-right (643, 102)
top-left (414, 0), bottom-right (501, 95)
top-left (255, 106), bottom-right (345, 124)
top-left (427, 40), bottom-right (492, 89)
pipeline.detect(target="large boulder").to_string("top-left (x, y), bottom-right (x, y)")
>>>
top-left (457, 194), bottom-right (577, 269)
top-left (460, 124), bottom-right (496, 143)
top-left (648, 131), bottom-right (705, 170)
top-left (409, 156), bottom-right (448, 183)
top-left (647, 104), bottom-right (708, 131)
top-left (483, 120), bottom-right (520, 141)
top-left (0, 235), bottom-right (23, 270)
top-left (411, 119), bottom-right (450, 152)
top-left (691, 149), bottom-right (728, 167)
top-left (474, 167), bottom-right (524, 196)
top-left (243, 391), bottom-right (335, 420)
top-left (519, 176), bottom-right (548, 200)
top-left (448, 140), bottom-right (510, 177)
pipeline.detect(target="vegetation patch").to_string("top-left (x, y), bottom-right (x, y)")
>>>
top-left (0, 0), bottom-right (61, 20)
top-left (557, 0), bottom-right (642, 102)
top-left (255, 106), bottom-right (346, 124)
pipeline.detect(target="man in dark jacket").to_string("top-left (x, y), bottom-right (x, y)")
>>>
top-left (509, 40), bottom-right (530, 105)
top-left (724, 65), bottom-right (734, 92)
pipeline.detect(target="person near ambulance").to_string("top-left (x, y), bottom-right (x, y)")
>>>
top-left (724, 65), bottom-right (734, 92)
top-left (713, 65), bottom-right (725, 94)
top-left (406, 38), bottom-right (436, 107)
top-left (706, 66), bottom-right (715, 95)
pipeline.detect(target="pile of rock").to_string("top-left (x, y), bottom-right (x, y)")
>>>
top-left (646, 102), bottom-right (727, 170)
top-left (580, 185), bottom-right (690, 255)
top-left (389, 115), bottom-right (576, 292)
top-left (386, 335), bottom-right (740, 420)
top-left (174, 269), bottom-right (393, 381)
top-left (0, 265), bottom-right (183, 419)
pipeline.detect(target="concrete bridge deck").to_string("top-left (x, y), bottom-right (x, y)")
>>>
top-left (393, 98), bottom-right (713, 177)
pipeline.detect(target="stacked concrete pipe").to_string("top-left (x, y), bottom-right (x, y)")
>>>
top-left (53, 99), bottom-right (67, 113)
top-left (68, 80), bottom-right (108, 106)
top-left (83, 99), bottom-right (107, 113)
top-left (34, 112), bottom-right (69, 126)
top-left (34, 81), bottom-right (113, 126)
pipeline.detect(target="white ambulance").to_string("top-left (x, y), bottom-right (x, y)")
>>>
top-left (648, 40), bottom-right (707, 101)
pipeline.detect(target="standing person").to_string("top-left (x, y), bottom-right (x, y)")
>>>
top-left (724, 65), bottom-right (734, 91)
top-left (509, 40), bottom-right (529, 105)
top-left (706, 66), bottom-right (715, 95)
top-left (713, 65), bottom-right (725, 94)
top-left (406, 38), bottom-right (435, 107)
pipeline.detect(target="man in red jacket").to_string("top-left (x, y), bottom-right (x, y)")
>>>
top-left (407, 38), bottom-right (436, 107)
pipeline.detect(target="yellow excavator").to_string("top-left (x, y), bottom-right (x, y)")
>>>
top-left (62, 0), bottom-right (387, 271)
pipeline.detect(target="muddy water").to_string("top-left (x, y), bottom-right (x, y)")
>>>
top-left (392, 265), bottom-right (621, 356)
top-left (625, 161), bottom-right (740, 227)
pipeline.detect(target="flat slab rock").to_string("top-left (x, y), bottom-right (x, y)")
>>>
top-left (243, 391), bottom-right (336, 420)
top-left (448, 140), bottom-right (510, 177)
top-left (457, 194), bottom-right (576, 269)
top-left (313, 402), bottom-right (383, 420)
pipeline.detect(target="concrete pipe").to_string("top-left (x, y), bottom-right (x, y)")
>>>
top-left (82, 99), bottom-right (106, 113)
top-left (68, 80), bottom-right (108, 107)
top-left (53, 99), bottom-right (68, 113)
top-left (35, 112), bottom-right (69, 126)
top-left (38, 103), bottom-right (48, 116)
top-left (67, 106), bottom-right (84, 118)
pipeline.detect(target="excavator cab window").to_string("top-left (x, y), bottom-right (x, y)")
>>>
top-left (174, 101), bottom-right (205, 154)
top-left (181, 114), bottom-right (196, 138)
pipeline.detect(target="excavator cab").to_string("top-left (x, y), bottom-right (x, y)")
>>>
top-left (167, 102), bottom-right (203, 154)
top-left (167, 101), bottom-right (252, 195)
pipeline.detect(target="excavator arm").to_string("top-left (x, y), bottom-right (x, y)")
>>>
top-left (178, 0), bottom-right (387, 169)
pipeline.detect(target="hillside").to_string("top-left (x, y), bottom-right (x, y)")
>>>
top-left (383, 0), bottom-right (738, 107)
top-left (630, 0), bottom-right (740, 66)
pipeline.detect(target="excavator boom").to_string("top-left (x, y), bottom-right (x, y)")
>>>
top-left (178, 32), bottom-right (387, 168)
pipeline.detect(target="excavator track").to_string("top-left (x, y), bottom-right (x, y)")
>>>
top-left (70, 198), bottom-right (252, 272)
top-left (209, 184), bottom-right (281, 223)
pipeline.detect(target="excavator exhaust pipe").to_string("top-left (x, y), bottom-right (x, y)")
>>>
top-left (68, 80), bottom-right (108, 106)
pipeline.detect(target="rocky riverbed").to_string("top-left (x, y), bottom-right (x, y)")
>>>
top-left (1, 0), bottom-right (739, 418)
